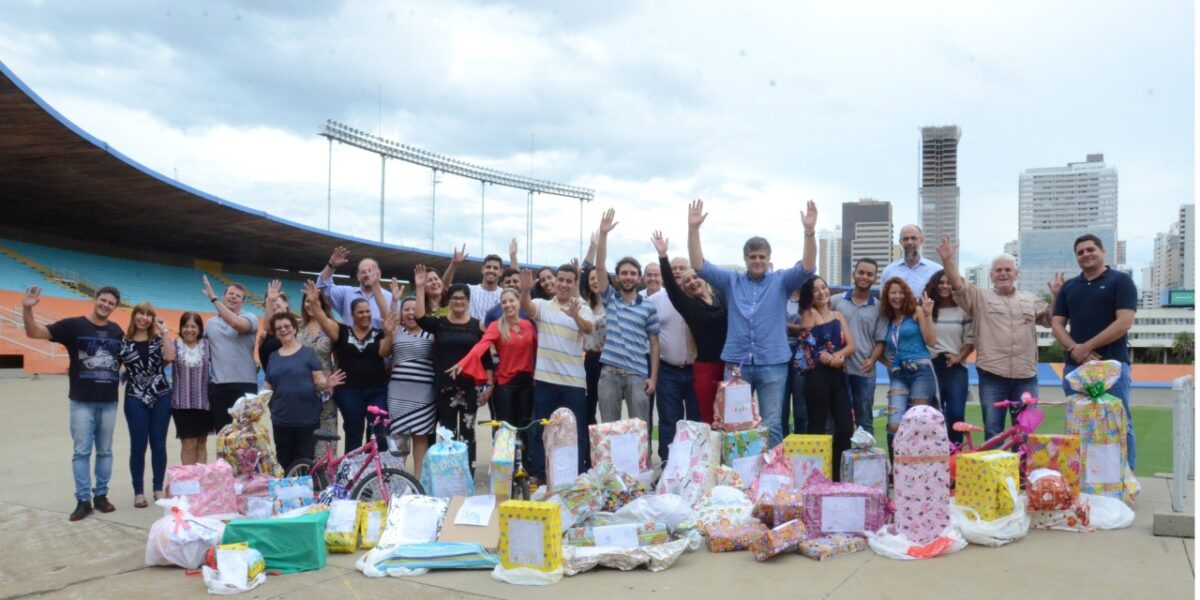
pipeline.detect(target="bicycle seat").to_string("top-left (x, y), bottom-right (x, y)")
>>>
top-left (312, 429), bottom-right (341, 442)
top-left (953, 422), bottom-right (983, 433)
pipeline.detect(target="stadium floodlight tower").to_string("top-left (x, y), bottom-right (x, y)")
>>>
top-left (319, 119), bottom-right (595, 261)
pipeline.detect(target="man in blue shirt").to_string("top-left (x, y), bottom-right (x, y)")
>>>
top-left (316, 246), bottom-right (393, 328)
top-left (881, 224), bottom-right (942, 293)
top-left (1051, 234), bottom-right (1138, 468)
top-left (688, 199), bottom-right (818, 446)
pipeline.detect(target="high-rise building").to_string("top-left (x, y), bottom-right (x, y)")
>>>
top-left (966, 264), bottom-right (992, 289)
top-left (1004, 239), bottom-right (1020, 265)
top-left (1181, 204), bottom-right (1195, 289)
top-left (1017, 154), bottom-right (1118, 291)
top-left (919, 125), bottom-right (962, 263)
top-left (841, 199), bottom-right (893, 284)
top-left (1149, 204), bottom-right (1195, 301)
top-left (1115, 240), bottom-right (1127, 267)
top-left (818, 226), bottom-right (842, 286)
top-left (1140, 267), bottom-right (1157, 309)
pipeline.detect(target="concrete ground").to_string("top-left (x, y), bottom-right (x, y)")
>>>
top-left (1, 377), bottom-right (1193, 600)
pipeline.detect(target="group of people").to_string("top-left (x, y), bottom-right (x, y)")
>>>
top-left (25, 199), bottom-right (1138, 522)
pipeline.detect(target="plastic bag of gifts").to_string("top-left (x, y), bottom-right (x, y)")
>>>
top-left (166, 458), bottom-right (238, 517)
top-left (421, 426), bottom-right (474, 499)
top-left (562, 535), bottom-right (694, 575)
top-left (721, 426), bottom-right (769, 489)
top-left (1064, 360), bottom-right (1138, 505)
top-left (588, 418), bottom-right (650, 477)
top-left (231, 448), bottom-right (271, 516)
top-left (373, 495), bottom-right (450, 551)
top-left (1028, 500), bottom-right (1094, 533)
top-left (537, 472), bottom-right (604, 529)
top-left (797, 533), bottom-right (867, 561)
top-left (748, 445), bottom-right (794, 502)
top-left (750, 518), bottom-right (807, 561)
top-left (801, 472), bottom-right (889, 537)
top-left (324, 499), bottom-right (360, 553)
top-left (216, 391), bottom-right (284, 479)
top-left (949, 465), bottom-right (1030, 547)
top-left (751, 487), bottom-right (804, 528)
top-left (839, 427), bottom-right (888, 495)
top-left (892, 405), bottom-right (951, 545)
top-left (201, 543), bottom-right (266, 595)
top-left (145, 496), bottom-right (226, 569)
top-left (1027, 468), bottom-right (1074, 511)
top-left (268, 476), bottom-right (314, 514)
top-left (593, 462), bottom-right (649, 512)
top-left (783, 433), bottom-right (832, 489)
top-left (712, 366), bottom-right (761, 431)
top-left (357, 500), bottom-right (389, 549)
top-left (655, 421), bottom-right (719, 506)
top-left (543, 407), bottom-right (581, 493)
top-left (693, 485), bottom-right (756, 535)
top-left (491, 424), bottom-right (517, 501)
top-left (1026, 433), bottom-right (1082, 498)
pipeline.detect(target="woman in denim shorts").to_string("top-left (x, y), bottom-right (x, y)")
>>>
top-left (880, 278), bottom-right (938, 447)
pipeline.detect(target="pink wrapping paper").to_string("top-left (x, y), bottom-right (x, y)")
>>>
top-left (712, 374), bottom-right (761, 432)
top-left (892, 405), bottom-right (951, 545)
top-left (748, 445), bottom-right (795, 502)
top-left (166, 458), bottom-right (238, 516)
top-left (801, 473), bottom-right (888, 537)
top-left (589, 419), bottom-right (650, 475)
top-left (655, 421), bottom-right (719, 506)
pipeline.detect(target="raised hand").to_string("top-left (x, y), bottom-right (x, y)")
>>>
top-left (800, 200), bottom-right (818, 231)
top-left (1047, 273), bottom-right (1065, 299)
top-left (389, 277), bottom-right (406, 299)
top-left (329, 246), bottom-right (350, 269)
top-left (22, 286), bottom-right (41, 308)
top-left (155, 317), bottom-right (168, 337)
top-left (519, 269), bottom-right (535, 294)
top-left (413, 264), bottom-right (428, 288)
top-left (650, 230), bottom-right (668, 257)
top-left (688, 199), bottom-right (708, 229)
top-left (302, 279), bottom-right (319, 300)
top-left (265, 279), bottom-right (282, 300)
top-left (920, 292), bottom-right (935, 315)
top-left (936, 237), bottom-right (957, 263)
top-left (562, 296), bottom-right (582, 319)
top-left (599, 208), bottom-right (619, 234)
top-left (202, 275), bottom-right (216, 300)
top-left (451, 244), bottom-right (468, 264)
top-left (509, 237), bottom-right (518, 257)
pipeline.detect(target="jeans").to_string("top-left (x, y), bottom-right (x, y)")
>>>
top-left (598, 366), bottom-right (651, 425)
top-left (887, 360), bottom-right (938, 428)
top-left (727, 362), bottom-right (790, 447)
top-left (655, 363), bottom-right (699, 461)
top-left (845, 374), bottom-right (877, 435)
top-left (585, 351), bottom-right (602, 426)
top-left (529, 381), bottom-right (590, 480)
top-left (124, 390), bottom-right (172, 495)
top-left (1062, 361), bottom-right (1136, 469)
top-left (933, 356), bottom-right (970, 445)
top-left (692, 361), bottom-right (723, 425)
top-left (335, 386), bottom-right (387, 454)
top-left (70, 401), bottom-right (117, 502)
top-left (787, 367), bottom-right (808, 435)
top-left (977, 369), bottom-right (1040, 441)
top-left (495, 373), bottom-right (535, 470)
top-left (805, 365), bottom-right (853, 479)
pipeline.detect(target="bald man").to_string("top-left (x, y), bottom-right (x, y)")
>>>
top-left (317, 246), bottom-right (393, 328)
top-left (880, 224), bottom-right (942, 292)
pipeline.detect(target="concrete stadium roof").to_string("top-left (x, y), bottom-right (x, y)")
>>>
top-left (0, 61), bottom-right (504, 283)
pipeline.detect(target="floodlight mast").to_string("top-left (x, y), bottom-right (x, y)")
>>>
top-left (319, 119), bottom-right (595, 257)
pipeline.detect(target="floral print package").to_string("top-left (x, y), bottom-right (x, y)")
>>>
top-left (565, 521), bottom-right (670, 547)
top-left (1027, 468), bottom-right (1074, 511)
top-left (1026, 433), bottom-right (1082, 498)
top-left (706, 522), bottom-right (768, 552)
top-left (801, 473), bottom-right (888, 537)
top-left (693, 485), bottom-right (756, 535)
top-left (750, 519), bottom-right (808, 562)
top-left (656, 422), bottom-right (720, 506)
top-left (1028, 499), bottom-right (1093, 532)
top-left (544, 407), bottom-right (581, 493)
top-left (167, 458), bottom-right (239, 516)
top-left (1064, 360), bottom-right (1137, 505)
top-left (269, 476), bottom-right (315, 514)
top-left (721, 427), bottom-right (769, 489)
top-left (215, 391), bottom-right (284, 479)
top-left (588, 419), bottom-right (650, 476)
top-left (420, 426), bottom-right (474, 499)
top-left (751, 487), bottom-right (804, 528)
top-left (892, 405), bottom-right (951, 545)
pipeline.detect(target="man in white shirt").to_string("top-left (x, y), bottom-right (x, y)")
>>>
top-left (643, 257), bottom-right (698, 462)
top-left (467, 238), bottom-right (520, 321)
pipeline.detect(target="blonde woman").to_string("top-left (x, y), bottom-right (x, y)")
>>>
top-left (119, 302), bottom-right (175, 508)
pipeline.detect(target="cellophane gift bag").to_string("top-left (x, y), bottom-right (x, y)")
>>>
top-left (839, 427), bottom-right (888, 496)
top-left (421, 426), bottom-right (474, 499)
top-left (1026, 433), bottom-right (1082, 498)
top-left (712, 367), bottom-right (761, 432)
top-left (1064, 360), bottom-right (1137, 505)
top-left (589, 418), bottom-right (650, 476)
top-left (748, 445), bottom-right (794, 502)
top-left (490, 424), bottom-right (516, 501)
top-left (655, 421), bottom-right (719, 506)
top-left (801, 473), bottom-right (888, 537)
top-left (892, 405), bottom-right (951, 545)
top-left (543, 407), bottom-right (580, 493)
top-left (215, 391), bottom-right (284, 479)
top-left (167, 459), bottom-right (238, 517)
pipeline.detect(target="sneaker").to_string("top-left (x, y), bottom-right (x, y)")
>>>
top-left (93, 495), bottom-right (115, 513)
top-left (69, 501), bottom-right (94, 521)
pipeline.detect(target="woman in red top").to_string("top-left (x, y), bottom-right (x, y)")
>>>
top-left (447, 288), bottom-right (537, 468)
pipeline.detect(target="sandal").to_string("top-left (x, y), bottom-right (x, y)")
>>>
top-left (153, 490), bottom-right (165, 501)
top-left (134, 494), bottom-right (148, 508)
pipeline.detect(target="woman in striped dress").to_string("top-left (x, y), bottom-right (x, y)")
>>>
top-left (386, 296), bottom-right (436, 478)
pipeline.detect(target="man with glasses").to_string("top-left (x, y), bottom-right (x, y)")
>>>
top-left (881, 224), bottom-right (942, 293)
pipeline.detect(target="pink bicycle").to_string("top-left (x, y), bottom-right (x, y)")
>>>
top-left (948, 392), bottom-right (1062, 483)
top-left (287, 405), bottom-right (423, 502)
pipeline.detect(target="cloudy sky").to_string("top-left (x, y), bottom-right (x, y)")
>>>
top-left (1, 0), bottom-right (1193, 278)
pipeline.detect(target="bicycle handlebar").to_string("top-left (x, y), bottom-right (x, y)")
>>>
top-left (367, 405), bottom-right (388, 416)
top-left (481, 419), bottom-right (551, 431)
top-left (994, 392), bottom-right (1042, 409)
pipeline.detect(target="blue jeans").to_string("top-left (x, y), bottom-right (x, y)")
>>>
top-left (845, 374), bottom-right (876, 435)
top-left (124, 391), bottom-right (172, 495)
top-left (728, 363), bottom-right (790, 447)
top-left (1062, 362), bottom-right (1136, 469)
top-left (529, 381), bottom-right (590, 480)
top-left (656, 363), bottom-right (698, 462)
top-left (977, 369), bottom-right (1040, 441)
top-left (70, 401), bottom-right (117, 502)
top-left (335, 386), bottom-right (387, 454)
top-left (887, 360), bottom-right (938, 428)
top-left (786, 367), bottom-right (808, 435)
top-left (933, 356), bottom-right (970, 445)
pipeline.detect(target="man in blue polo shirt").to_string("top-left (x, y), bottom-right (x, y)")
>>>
top-left (594, 208), bottom-right (661, 433)
top-left (689, 199), bottom-right (818, 447)
top-left (1051, 233), bottom-right (1138, 467)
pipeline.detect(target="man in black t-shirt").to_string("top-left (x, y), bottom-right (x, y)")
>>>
top-left (24, 285), bottom-right (125, 521)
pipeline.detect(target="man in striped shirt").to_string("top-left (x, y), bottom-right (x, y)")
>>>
top-left (595, 208), bottom-right (661, 430)
top-left (520, 264), bottom-right (594, 484)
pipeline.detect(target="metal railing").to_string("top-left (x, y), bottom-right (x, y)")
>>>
top-left (0, 305), bottom-right (65, 358)
top-left (1172, 374), bottom-right (1194, 512)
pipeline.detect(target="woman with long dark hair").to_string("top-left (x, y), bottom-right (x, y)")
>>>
top-left (299, 281), bottom-right (337, 457)
top-left (580, 233), bottom-right (606, 425)
top-left (120, 302), bottom-right (175, 507)
top-left (923, 270), bottom-right (975, 444)
top-left (793, 276), bottom-right (855, 479)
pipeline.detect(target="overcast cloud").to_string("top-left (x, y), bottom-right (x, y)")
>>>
top-left (1, 0), bottom-right (1192, 277)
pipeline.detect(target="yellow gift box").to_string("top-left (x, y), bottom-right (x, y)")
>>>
top-left (499, 500), bottom-right (563, 572)
top-left (956, 450), bottom-right (1020, 521)
top-left (783, 434), bottom-right (832, 485)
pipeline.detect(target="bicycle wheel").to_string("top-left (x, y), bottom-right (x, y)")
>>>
top-left (351, 467), bottom-right (424, 502)
top-left (286, 459), bottom-right (331, 493)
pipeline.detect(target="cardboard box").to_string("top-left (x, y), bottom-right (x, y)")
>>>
top-left (955, 450), bottom-right (1020, 521)
top-left (498, 500), bottom-right (562, 572)
top-left (438, 496), bottom-right (501, 551)
top-left (783, 434), bottom-right (833, 488)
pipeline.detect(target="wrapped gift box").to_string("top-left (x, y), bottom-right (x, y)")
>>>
top-left (797, 533), bottom-right (867, 561)
top-left (783, 434), bottom-right (832, 489)
top-left (840, 447), bottom-right (888, 496)
top-left (892, 405), bottom-right (951, 545)
top-left (268, 476), bottom-right (314, 515)
top-left (749, 445), bottom-right (794, 501)
top-left (706, 522), bottom-right (768, 553)
top-left (589, 419), bottom-right (650, 476)
top-left (498, 500), bottom-right (563, 573)
top-left (1026, 434), bottom-right (1082, 498)
top-left (750, 519), bottom-right (807, 562)
top-left (655, 421), bottom-right (719, 507)
top-left (1064, 360), bottom-right (1136, 505)
top-left (221, 510), bottom-right (330, 573)
top-left (544, 407), bottom-right (581, 492)
top-left (751, 488), bottom-right (804, 528)
top-left (801, 475), bottom-right (888, 537)
top-left (565, 521), bottom-right (669, 547)
top-left (167, 459), bottom-right (238, 517)
top-left (955, 450), bottom-right (1021, 521)
top-left (721, 427), bottom-right (769, 488)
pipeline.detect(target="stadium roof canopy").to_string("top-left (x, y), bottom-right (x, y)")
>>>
top-left (0, 61), bottom-right (508, 282)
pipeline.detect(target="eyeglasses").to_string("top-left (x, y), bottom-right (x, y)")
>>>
top-left (449, 296), bottom-right (468, 302)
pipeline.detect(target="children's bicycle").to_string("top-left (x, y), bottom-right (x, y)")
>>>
top-left (287, 405), bottom-right (424, 502)
top-left (948, 392), bottom-right (1062, 483)
top-left (481, 418), bottom-right (550, 501)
